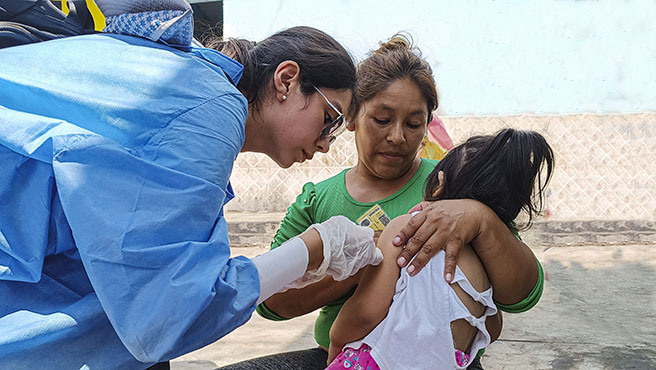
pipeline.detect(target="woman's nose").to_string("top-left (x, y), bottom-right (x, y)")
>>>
top-left (315, 135), bottom-right (332, 153)
top-left (387, 122), bottom-right (405, 144)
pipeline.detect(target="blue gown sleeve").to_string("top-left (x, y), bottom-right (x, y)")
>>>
top-left (48, 93), bottom-right (260, 362)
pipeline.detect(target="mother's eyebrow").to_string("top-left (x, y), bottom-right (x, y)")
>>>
top-left (375, 105), bottom-right (426, 116)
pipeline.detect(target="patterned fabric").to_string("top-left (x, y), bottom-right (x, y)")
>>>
top-left (104, 9), bottom-right (193, 47)
top-left (455, 350), bottom-right (471, 367)
top-left (95, 0), bottom-right (190, 17)
top-left (326, 344), bottom-right (381, 370)
top-left (326, 345), bottom-right (473, 369)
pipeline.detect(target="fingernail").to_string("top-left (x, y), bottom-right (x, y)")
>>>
top-left (397, 256), bottom-right (406, 266)
top-left (445, 273), bottom-right (452, 282)
top-left (393, 236), bottom-right (402, 245)
top-left (407, 265), bottom-right (416, 274)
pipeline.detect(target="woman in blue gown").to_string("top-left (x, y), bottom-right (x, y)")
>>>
top-left (0, 8), bottom-right (381, 369)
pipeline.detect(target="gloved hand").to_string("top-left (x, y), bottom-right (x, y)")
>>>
top-left (287, 216), bottom-right (383, 290)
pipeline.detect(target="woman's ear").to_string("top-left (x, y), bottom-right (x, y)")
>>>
top-left (273, 60), bottom-right (300, 102)
top-left (346, 109), bottom-right (364, 132)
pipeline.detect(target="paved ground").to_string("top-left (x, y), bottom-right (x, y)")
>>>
top-left (171, 213), bottom-right (656, 370)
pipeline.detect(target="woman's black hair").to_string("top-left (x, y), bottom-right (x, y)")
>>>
top-left (425, 128), bottom-right (555, 231)
top-left (206, 26), bottom-right (356, 109)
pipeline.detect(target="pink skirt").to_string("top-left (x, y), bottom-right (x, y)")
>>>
top-left (325, 343), bottom-right (381, 370)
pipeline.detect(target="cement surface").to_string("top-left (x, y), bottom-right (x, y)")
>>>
top-left (224, 212), bottom-right (656, 248)
top-left (172, 243), bottom-right (656, 370)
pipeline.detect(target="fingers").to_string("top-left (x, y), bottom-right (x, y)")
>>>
top-left (372, 247), bottom-right (383, 266)
top-left (393, 212), bottom-right (426, 268)
top-left (404, 228), bottom-right (450, 276)
top-left (407, 201), bottom-right (427, 214)
top-left (442, 240), bottom-right (462, 283)
top-left (393, 209), bottom-right (425, 248)
top-left (396, 218), bottom-right (437, 272)
top-left (405, 238), bottom-right (434, 276)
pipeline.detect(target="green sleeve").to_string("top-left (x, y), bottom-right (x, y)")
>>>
top-left (255, 301), bottom-right (289, 321)
top-left (256, 182), bottom-right (318, 321)
top-left (495, 259), bottom-right (544, 313)
top-left (271, 182), bottom-right (318, 249)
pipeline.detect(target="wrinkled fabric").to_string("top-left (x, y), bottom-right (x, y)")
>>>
top-left (0, 33), bottom-right (259, 369)
top-left (347, 250), bottom-right (497, 370)
top-left (104, 10), bottom-right (194, 48)
top-left (96, 0), bottom-right (194, 48)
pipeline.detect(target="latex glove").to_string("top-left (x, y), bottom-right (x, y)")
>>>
top-left (290, 215), bottom-right (383, 289)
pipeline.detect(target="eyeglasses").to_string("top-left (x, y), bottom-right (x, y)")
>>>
top-left (312, 84), bottom-right (348, 144)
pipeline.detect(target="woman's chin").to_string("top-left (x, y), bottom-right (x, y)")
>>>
top-left (371, 161), bottom-right (415, 180)
top-left (272, 155), bottom-right (295, 169)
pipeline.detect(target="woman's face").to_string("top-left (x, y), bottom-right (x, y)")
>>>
top-left (354, 78), bottom-right (429, 180)
top-left (268, 86), bottom-right (352, 168)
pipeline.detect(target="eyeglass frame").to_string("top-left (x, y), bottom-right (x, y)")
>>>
top-left (311, 84), bottom-right (348, 144)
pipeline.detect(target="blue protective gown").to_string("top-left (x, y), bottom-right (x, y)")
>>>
top-left (0, 34), bottom-right (260, 369)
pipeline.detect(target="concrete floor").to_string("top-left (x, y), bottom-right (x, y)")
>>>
top-left (171, 244), bottom-right (656, 370)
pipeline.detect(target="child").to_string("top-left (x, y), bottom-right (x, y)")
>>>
top-left (326, 128), bottom-right (555, 369)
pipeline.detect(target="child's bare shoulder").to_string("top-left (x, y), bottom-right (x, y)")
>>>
top-left (377, 214), bottom-right (412, 257)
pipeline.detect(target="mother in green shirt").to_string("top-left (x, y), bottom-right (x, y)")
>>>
top-left (223, 34), bottom-right (544, 370)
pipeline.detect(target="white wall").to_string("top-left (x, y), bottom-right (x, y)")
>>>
top-left (223, 0), bottom-right (656, 116)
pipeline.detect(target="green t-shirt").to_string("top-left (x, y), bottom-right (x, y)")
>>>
top-left (256, 157), bottom-right (545, 349)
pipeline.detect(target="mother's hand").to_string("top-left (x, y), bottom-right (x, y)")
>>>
top-left (392, 198), bottom-right (488, 282)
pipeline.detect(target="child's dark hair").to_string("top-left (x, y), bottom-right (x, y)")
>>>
top-left (425, 128), bottom-right (554, 231)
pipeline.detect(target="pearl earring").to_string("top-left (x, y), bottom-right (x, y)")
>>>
top-left (282, 95), bottom-right (287, 101)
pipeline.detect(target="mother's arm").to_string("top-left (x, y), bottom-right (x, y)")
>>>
top-left (393, 199), bottom-right (538, 305)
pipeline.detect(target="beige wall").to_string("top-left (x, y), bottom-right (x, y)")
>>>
top-left (227, 113), bottom-right (656, 221)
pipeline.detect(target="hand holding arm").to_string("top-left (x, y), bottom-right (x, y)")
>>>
top-left (393, 199), bottom-right (538, 305)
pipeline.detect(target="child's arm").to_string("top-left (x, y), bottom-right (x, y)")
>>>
top-left (327, 215), bottom-right (410, 363)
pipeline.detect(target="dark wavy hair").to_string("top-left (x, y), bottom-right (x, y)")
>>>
top-left (425, 128), bottom-right (555, 231)
top-left (206, 26), bottom-right (356, 109)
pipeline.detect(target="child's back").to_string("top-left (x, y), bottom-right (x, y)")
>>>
top-left (327, 129), bottom-right (554, 370)
top-left (328, 215), bottom-right (498, 370)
